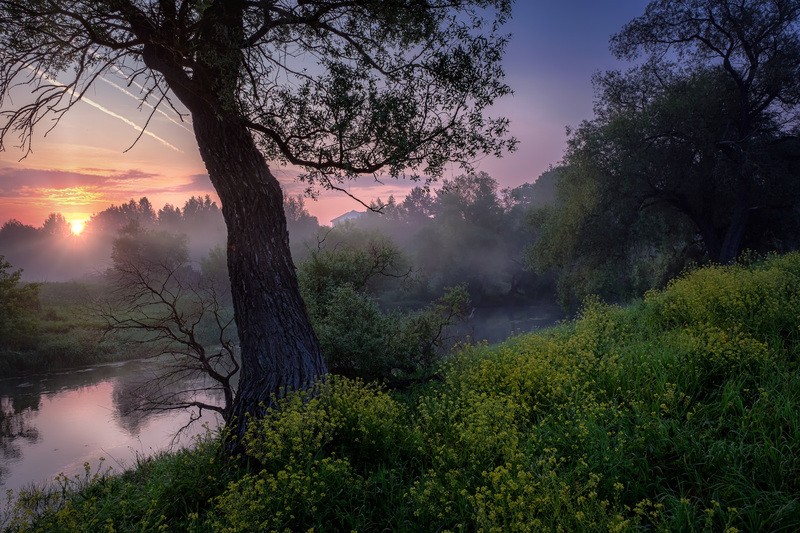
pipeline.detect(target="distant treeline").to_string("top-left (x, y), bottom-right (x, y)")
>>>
top-left (0, 196), bottom-right (230, 281)
top-left (0, 174), bottom-right (561, 311)
top-left (319, 170), bottom-right (560, 309)
top-left (5, 147), bottom-right (800, 314)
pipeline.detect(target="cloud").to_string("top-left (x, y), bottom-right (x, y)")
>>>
top-left (0, 167), bottom-right (159, 197)
top-left (40, 186), bottom-right (105, 206)
top-left (0, 167), bottom-right (107, 196)
top-left (0, 164), bottom-right (220, 225)
top-left (169, 173), bottom-right (213, 192)
top-left (0, 166), bottom-right (218, 210)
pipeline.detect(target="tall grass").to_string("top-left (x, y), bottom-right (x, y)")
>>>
top-left (6, 253), bottom-right (800, 531)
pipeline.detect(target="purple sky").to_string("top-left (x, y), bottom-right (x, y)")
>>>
top-left (0, 1), bottom-right (650, 227)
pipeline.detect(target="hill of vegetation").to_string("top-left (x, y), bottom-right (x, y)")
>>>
top-left (4, 253), bottom-right (799, 531)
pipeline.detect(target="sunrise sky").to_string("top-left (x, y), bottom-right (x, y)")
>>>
top-left (0, 1), bottom-right (649, 229)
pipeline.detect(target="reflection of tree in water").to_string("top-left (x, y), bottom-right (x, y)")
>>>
top-left (111, 367), bottom-right (224, 437)
top-left (0, 397), bottom-right (40, 484)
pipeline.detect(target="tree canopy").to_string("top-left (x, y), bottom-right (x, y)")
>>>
top-left (611, 0), bottom-right (800, 263)
top-left (529, 0), bottom-right (800, 305)
top-left (0, 0), bottom-right (514, 186)
top-left (0, 0), bottom-right (516, 433)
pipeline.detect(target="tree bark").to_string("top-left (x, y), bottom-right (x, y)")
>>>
top-left (718, 204), bottom-right (749, 264)
top-left (191, 109), bottom-right (328, 438)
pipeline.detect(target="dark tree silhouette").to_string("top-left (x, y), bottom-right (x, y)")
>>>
top-left (101, 226), bottom-right (238, 421)
top-left (611, 0), bottom-right (800, 263)
top-left (0, 1), bottom-right (514, 435)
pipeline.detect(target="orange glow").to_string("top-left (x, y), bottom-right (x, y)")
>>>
top-left (42, 186), bottom-right (104, 206)
top-left (70, 219), bottom-right (86, 235)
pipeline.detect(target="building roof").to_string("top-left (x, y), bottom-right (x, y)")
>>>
top-left (330, 209), bottom-right (364, 226)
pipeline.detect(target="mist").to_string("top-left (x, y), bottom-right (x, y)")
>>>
top-left (1, 170), bottom-right (565, 343)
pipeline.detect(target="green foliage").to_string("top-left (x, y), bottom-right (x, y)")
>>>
top-left (11, 253), bottom-right (800, 531)
top-left (299, 229), bottom-right (408, 300)
top-left (0, 256), bottom-right (39, 351)
top-left (0, 281), bottom-right (124, 375)
top-left (527, 67), bottom-right (785, 306)
top-left (529, 0), bottom-right (800, 304)
top-left (299, 229), bottom-right (470, 382)
top-left (210, 378), bottom-right (411, 532)
top-left (3, 433), bottom-right (238, 532)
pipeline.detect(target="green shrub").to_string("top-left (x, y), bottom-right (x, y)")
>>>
top-left (0, 256), bottom-right (39, 352)
top-left (210, 377), bottom-right (411, 531)
top-left (13, 253), bottom-right (800, 531)
top-left (299, 232), bottom-right (469, 383)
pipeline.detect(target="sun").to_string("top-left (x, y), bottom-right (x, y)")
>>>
top-left (70, 220), bottom-right (86, 235)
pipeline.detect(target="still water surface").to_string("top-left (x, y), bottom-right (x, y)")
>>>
top-left (0, 305), bottom-right (562, 499)
top-left (0, 359), bottom-right (221, 497)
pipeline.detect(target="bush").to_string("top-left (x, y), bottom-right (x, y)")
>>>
top-left (13, 253), bottom-right (800, 531)
top-left (211, 378), bottom-right (411, 532)
top-left (0, 256), bottom-right (39, 351)
top-left (299, 232), bottom-right (469, 383)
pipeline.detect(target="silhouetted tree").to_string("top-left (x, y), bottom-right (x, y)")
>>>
top-left (0, 0), bottom-right (514, 435)
top-left (156, 204), bottom-right (183, 232)
top-left (40, 213), bottom-right (71, 238)
top-left (85, 198), bottom-right (158, 237)
top-left (610, 0), bottom-right (800, 263)
top-left (0, 221), bottom-right (41, 279)
top-left (101, 226), bottom-right (238, 421)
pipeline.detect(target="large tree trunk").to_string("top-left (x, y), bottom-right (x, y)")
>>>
top-left (718, 172), bottom-right (752, 264)
top-left (191, 110), bottom-right (328, 437)
top-left (718, 205), bottom-right (749, 264)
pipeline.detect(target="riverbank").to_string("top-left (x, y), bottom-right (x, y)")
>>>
top-left (0, 358), bottom-right (221, 505)
top-left (0, 282), bottom-right (151, 377)
top-left (4, 253), bottom-right (800, 531)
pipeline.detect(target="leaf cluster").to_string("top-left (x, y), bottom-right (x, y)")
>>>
top-left (0, 256), bottom-right (39, 351)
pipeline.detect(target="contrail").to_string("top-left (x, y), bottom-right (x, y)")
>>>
top-left (99, 74), bottom-right (193, 133)
top-left (28, 66), bottom-right (183, 153)
top-left (78, 95), bottom-right (183, 152)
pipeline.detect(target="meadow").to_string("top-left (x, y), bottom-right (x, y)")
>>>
top-left (4, 253), bottom-right (799, 531)
top-left (0, 282), bottom-right (127, 376)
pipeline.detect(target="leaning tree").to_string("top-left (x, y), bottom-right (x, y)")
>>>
top-left (0, 0), bottom-right (514, 434)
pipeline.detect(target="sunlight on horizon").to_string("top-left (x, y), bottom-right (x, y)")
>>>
top-left (70, 219), bottom-right (86, 235)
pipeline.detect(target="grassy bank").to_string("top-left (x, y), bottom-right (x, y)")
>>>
top-left (0, 282), bottom-right (134, 376)
top-left (5, 254), bottom-right (800, 531)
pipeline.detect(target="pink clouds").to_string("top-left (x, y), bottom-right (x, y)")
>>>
top-left (0, 166), bottom-right (217, 224)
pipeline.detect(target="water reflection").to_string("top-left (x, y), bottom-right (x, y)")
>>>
top-left (456, 303), bottom-right (565, 344)
top-left (0, 398), bottom-right (41, 485)
top-left (0, 360), bottom-right (221, 496)
top-left (112, 367), bottom-right (224, 436)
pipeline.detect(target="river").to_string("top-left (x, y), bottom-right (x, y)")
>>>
top-left (0, 359), bottom-right (222, 501)
top-left (0, 304), bottom-right (563, 504)
top-left (457, 302), bottom-right (566, 344)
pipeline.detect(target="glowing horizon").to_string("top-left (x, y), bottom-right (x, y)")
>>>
top-left (0, 3), bottom-right (650, 229)
top-left (69, 219), bottom-right (86, 235)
